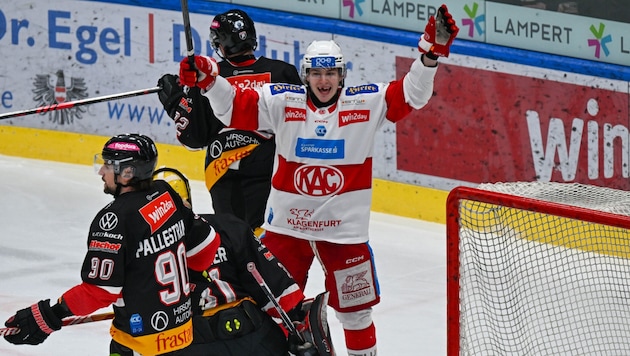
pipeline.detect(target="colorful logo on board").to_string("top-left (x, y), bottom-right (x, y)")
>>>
top-left (343, 0), bottom-right (365, 18)
top-left (587, 23), bottom-right (612, 58)
top-left (462, 2), bottom-right (485, 37)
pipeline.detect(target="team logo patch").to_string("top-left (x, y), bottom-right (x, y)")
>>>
top-left (294, 164), bottom-right (344, 197)
top-left (99, 212), bottom-right (119, 231)
top-left (139, 192), bottom-right (177, 233)
top-left (209, 140), bottom-right (223, 158)
top-left (339, 110), bottom-right (369, 127)
top-left (151, 311), bottom-right (169, 331)
top-left (334, 261), bottom-right (376, 308)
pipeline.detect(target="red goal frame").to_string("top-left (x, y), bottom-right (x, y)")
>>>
top-left (445, 186), bottom-right (630, 356)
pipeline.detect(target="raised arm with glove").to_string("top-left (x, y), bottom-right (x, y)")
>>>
top-left (418, 4), bottom-right (459, 62)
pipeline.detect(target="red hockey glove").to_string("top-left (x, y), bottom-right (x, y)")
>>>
top-left (4, 299), bottom-right (62, 345)
top-left (418, 4), bottom-right (459, 59)
top-left (179, 55), bottom-right (219, 91)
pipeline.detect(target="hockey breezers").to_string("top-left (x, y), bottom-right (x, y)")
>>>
top-left (247, 262), bottom-right (335, 356)
top-left (0, 312), bottom-right (114, 337)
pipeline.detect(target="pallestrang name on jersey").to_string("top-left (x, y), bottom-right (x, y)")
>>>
top-left (135, 220), bottom-right (186, 258)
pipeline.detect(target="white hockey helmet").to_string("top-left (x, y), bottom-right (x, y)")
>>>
top-left (300, 40), bottom-right (346, 85)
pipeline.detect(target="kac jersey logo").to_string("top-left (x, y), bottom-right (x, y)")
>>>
top-left (294, 164), bottom-right (344, 197)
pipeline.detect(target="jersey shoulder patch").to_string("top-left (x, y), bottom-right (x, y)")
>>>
top-left (345, 84), bottom-right (379, 96)
top-left (269, 83), bottom-right (305, 95)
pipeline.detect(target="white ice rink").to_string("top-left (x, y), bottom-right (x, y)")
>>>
top-left (0, 154), bottom-right (447, 355)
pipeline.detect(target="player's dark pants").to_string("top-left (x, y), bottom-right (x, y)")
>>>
top-left (110, 300), bottom-right (287, 356)
top-left (185, 299), bottom-right (288, 356)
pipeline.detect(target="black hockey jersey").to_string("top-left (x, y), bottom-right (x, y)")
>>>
top-left (63, 180), bottom-right (219, 355)
top-left (173, 56), bottom-right (302, 229)
top-left (190, 213), bottom-right (304, 318)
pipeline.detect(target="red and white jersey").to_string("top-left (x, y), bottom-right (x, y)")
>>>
top-left (206, 56), bottom-right (437, 244)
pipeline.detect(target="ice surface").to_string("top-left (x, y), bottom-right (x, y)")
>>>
top-left (0, 155), bottom-right (446, 355)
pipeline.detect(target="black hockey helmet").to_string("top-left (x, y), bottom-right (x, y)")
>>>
top-left (100, 133), bottom-right (158, 181)
top-left (210, 9), bottom-right (257, 57)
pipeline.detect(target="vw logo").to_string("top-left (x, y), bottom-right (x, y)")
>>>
top-left (99, 212), bottom-right (118, 231)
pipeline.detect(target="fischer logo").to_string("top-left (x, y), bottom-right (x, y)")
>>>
top-left (285, 107), bottom-right (307, 122)
top-left (294, 164), bottom-right (344, 197)
top-left (339, 110), bottom-right (369, 127)
top-left (140, 192), bottom-right (177, 233)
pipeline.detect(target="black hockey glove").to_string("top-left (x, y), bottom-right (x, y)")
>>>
top-left (157, 74), bottom-right (185, 118)
top-left (288, 332), bottom-right (318, 356)
top-left (4, 299), bottom-right (62, 345)
top-left (288, 292), bottom-right (335, 356)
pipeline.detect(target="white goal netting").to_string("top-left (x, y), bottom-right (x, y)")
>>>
top-left (450, 182), bottom-right (630, 356)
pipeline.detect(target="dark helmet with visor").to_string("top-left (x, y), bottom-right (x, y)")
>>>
top-left (99, 133), bottom-right (158, 181)
top-left (210, 9), bottom-right (257, 58)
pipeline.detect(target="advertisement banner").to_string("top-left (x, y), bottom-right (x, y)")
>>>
top-left (487, 2), bottom-right (630, 67)
top-left (230, 0), bottom-right (340, 18)
top-left (0, 1), bottom-right (321, 145)
top-left (395, 57), bottom-right (630, 190)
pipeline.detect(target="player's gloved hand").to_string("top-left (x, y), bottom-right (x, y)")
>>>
top-left (288, 332), bottom-right (318, 356)
top-left (4, 299), bottom-right (62, 345)
top-left (288, 292), bottom-right (334, 356)
top-left (418, 4), bottom-right (459, 59)
top-left (157, 74), bottom-right (184, 118)
top-left (179, 55), bottom-right (219, 92)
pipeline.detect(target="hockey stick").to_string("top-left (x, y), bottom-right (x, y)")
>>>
top-left (180, 0), bottom-right (195, 66)
top-left (0, 311), bottom-right (114, 336)
top-left (0, 86), bottom-right (161, 120)
top-left (246, 262), bottom-right (305, 342)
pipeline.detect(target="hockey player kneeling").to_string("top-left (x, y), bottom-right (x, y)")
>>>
top-left (153, 167), bottom-right (335, 355)
top-left (289, 292), bottom-right (335, 356)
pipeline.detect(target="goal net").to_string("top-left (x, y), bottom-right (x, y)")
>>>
top-left (446, 182), bottom-right (630, 356)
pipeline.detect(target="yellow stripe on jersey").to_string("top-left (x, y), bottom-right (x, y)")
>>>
top-left (109, 319), bottom-right (193, 355)
top-left (204, 144), bottom-right (259, 191)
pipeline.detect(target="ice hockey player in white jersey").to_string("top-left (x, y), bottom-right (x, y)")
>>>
top-left (177, 4), bottom-right (459, 355)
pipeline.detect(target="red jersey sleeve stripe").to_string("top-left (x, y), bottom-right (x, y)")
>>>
top-left (187, 230), bottom-right (221, 272)
top-left (62, 282), bottom-right (121, 316)
top-left (230, 88), bottom-right (261, 131)
top-left (384, 77), bottom-right (413, 122)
